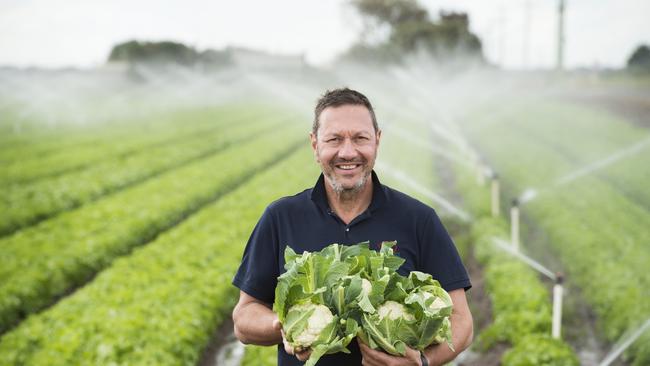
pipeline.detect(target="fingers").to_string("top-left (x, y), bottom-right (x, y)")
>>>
top-left (294, 348), bottom-right (312, 362)
top-left (358, 339), bottom-right (389, 365)
top-left (283, 341), bottom-right (312, 361)
top-left (274, 317), bottom-right (313, 362)
top-left (358, 338), bottom-right (420, 366)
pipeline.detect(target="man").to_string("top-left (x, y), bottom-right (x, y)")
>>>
top-left (232, 88), bottom-right (473, 366)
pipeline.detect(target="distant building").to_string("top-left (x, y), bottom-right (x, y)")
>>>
top-left (226, 47), bottom-right (307, 71)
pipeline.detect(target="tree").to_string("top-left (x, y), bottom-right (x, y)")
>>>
top-left (108, 40), bottom-right (200, 65)
top-left (627, 44), bottom-right (650, 72)
top-left (343, 0), bottom-right (483, 64)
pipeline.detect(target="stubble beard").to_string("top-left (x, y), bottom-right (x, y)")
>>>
top-left (325, 163), bottom-right (372, 200)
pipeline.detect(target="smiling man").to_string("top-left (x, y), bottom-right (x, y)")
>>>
top-left (232, 88), bottom-right (473, 366)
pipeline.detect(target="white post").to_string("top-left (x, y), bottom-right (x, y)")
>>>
top-left (510, 199), bottom-right (520, 251)
top-left (491, 174), bottom-right (500, 217)
top-left (552, 273), bottom-right (564, 339)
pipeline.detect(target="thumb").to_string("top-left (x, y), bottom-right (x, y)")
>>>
top-left (272, 317), bottom-right (282, 331)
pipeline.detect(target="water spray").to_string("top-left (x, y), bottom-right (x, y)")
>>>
top-left (598, 318), bottom-right (650, 366)
top-left (375, 161), bottom-right (472, 222)
top-left (476, 163), bottom-right (487, 186)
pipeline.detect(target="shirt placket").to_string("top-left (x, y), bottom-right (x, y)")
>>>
top-left (328, 209), bottom-right (371, 240)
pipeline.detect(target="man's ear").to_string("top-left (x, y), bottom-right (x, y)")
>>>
top-left (309, 132), bottom-right (319, 162)
top-left (376, 129), bottom-right (382, 147)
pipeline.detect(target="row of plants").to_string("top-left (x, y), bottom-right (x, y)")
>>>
top-left (492, 100), bottom-right (650, 209)
top-left (0, 145), bottom-right (318, 365)
top-left (376, 110), bottom-right (445, 206)
top-left (0, 113), bottom-right (291, 237)
top-left (460, 99), bottom-right (650, 365)
top-left (0, 123), bottom-right (305, 334)
top-left (0, 104), bottom-right (264, 184)
top-left (453, 162), bottom-right (580, 366)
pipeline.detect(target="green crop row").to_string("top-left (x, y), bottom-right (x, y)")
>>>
top-left (0, 146), bottom-right (319, 365)
top-left (0, 123), bottom-right (305, 334)
top-left (460, 99), bottom-right (650, 365)
top-left (0, 102), bottom-right (259, 156)
top-left (489, 100), bottom-right (650, 209)
top-left (0, 104), bottom-right (265, 185)
top-left (378, 112), bottom-right (443, 206)
top-left (525, 182), bottom-right (650, 365)
top-left (242, 345), bottom-right (277, 366)
top-left (0, 113), bottom-right (291, 237)
top-left (452, 162), bottom-right (579, 366)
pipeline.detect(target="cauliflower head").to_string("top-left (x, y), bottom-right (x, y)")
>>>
top-left (377, 300), bottom-right (414, 321)
top-left (287, 303), bottom-right (335, 347)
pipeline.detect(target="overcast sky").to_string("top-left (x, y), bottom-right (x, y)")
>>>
top-left (0, 0), bottom-right (648, 70)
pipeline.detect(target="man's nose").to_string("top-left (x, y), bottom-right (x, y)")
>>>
top-left (338, 138), bottom-right (357, 159)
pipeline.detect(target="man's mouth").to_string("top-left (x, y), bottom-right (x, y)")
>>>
top-left (337, 164), bottom-right (361, 171)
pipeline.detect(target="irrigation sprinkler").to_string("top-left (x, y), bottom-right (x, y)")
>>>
top-left (492, 237), bottom-right (563, 339)
top-left (491, 173), bottom-right (500, 217)
top-left (598, 318), bottom-right (650, 366)
top-left (510, 199), bottom-right (520, 251)
top-left (552, 272), bottom-right (564, 339)
top-left (375, 161), bottom-right (472, 222)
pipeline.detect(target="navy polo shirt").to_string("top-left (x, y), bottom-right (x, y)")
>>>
top-left (233, 171), bottom-right (471, 366)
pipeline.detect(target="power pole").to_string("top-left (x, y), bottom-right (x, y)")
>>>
top-left (556, 0), bottom-right (566, 70)
top-left (522, 0), bottom-right (531, 69)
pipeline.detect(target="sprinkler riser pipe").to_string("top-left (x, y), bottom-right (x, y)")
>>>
top-left (552, 283), bottom-right (563, 339)
top-left (510, 204), bottom-right (520, 251)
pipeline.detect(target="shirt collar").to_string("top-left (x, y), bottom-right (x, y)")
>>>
top-left (310, 170), bottom-right (387, 213)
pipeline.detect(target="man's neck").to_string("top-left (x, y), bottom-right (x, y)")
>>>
top-left (324, 178), bottom-right (373, 225)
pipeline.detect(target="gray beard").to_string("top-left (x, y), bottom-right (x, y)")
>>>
top-left (327, 171), bottom-right (369, 200)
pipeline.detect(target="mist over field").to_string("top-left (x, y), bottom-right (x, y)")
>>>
top-left (1, 1), bottom-right (649, 365)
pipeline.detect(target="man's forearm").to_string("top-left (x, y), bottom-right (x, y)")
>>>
top-left (423, 310), bottom-right (474, 365)
top-left (232, 301), bottom-right (282, 346)
top-left (421, 288), bottom-right (474, 365)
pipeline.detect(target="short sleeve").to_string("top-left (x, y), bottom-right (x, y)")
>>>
top-left (418, 210), bottom-right (471, 292)
top-left (232, 206), bottom-right (280, 304)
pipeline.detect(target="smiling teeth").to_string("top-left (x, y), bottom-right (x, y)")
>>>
top-left (340, 165), bottom-right (358, 170)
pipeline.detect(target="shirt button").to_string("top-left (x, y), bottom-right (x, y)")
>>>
top-left (346, 228), bottom-right (350, 232)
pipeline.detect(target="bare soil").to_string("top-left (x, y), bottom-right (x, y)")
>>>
top-left (199, 316), bottom-right (237, 366)
top-left (559, 86), bottom-right (650, 129)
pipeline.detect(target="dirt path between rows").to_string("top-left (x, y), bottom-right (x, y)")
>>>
top-left (433, 149), bottom-right (505, 366)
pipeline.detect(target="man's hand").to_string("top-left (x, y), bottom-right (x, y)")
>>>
top-left (272, 318), bottom-right (312, 362)
top-left (358, 338), bottom-right (422, 366)
top-left (357, 288), bottom-right (474, 365)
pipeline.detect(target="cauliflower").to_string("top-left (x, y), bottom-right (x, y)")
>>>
top-left (361, 278), bottom-right (372, 296)
top-left (422, 292), bottom-right (450, 311)
top-left (377, 301), bottom-right (414, 321)
top-left (287, 303), bottom-right (335, 348)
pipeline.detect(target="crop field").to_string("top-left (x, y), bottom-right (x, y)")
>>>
top-left (0, 67), bottom-right (648, 366)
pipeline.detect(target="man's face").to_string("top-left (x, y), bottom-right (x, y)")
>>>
top-left (310, 104), bottom-right (381, 194)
